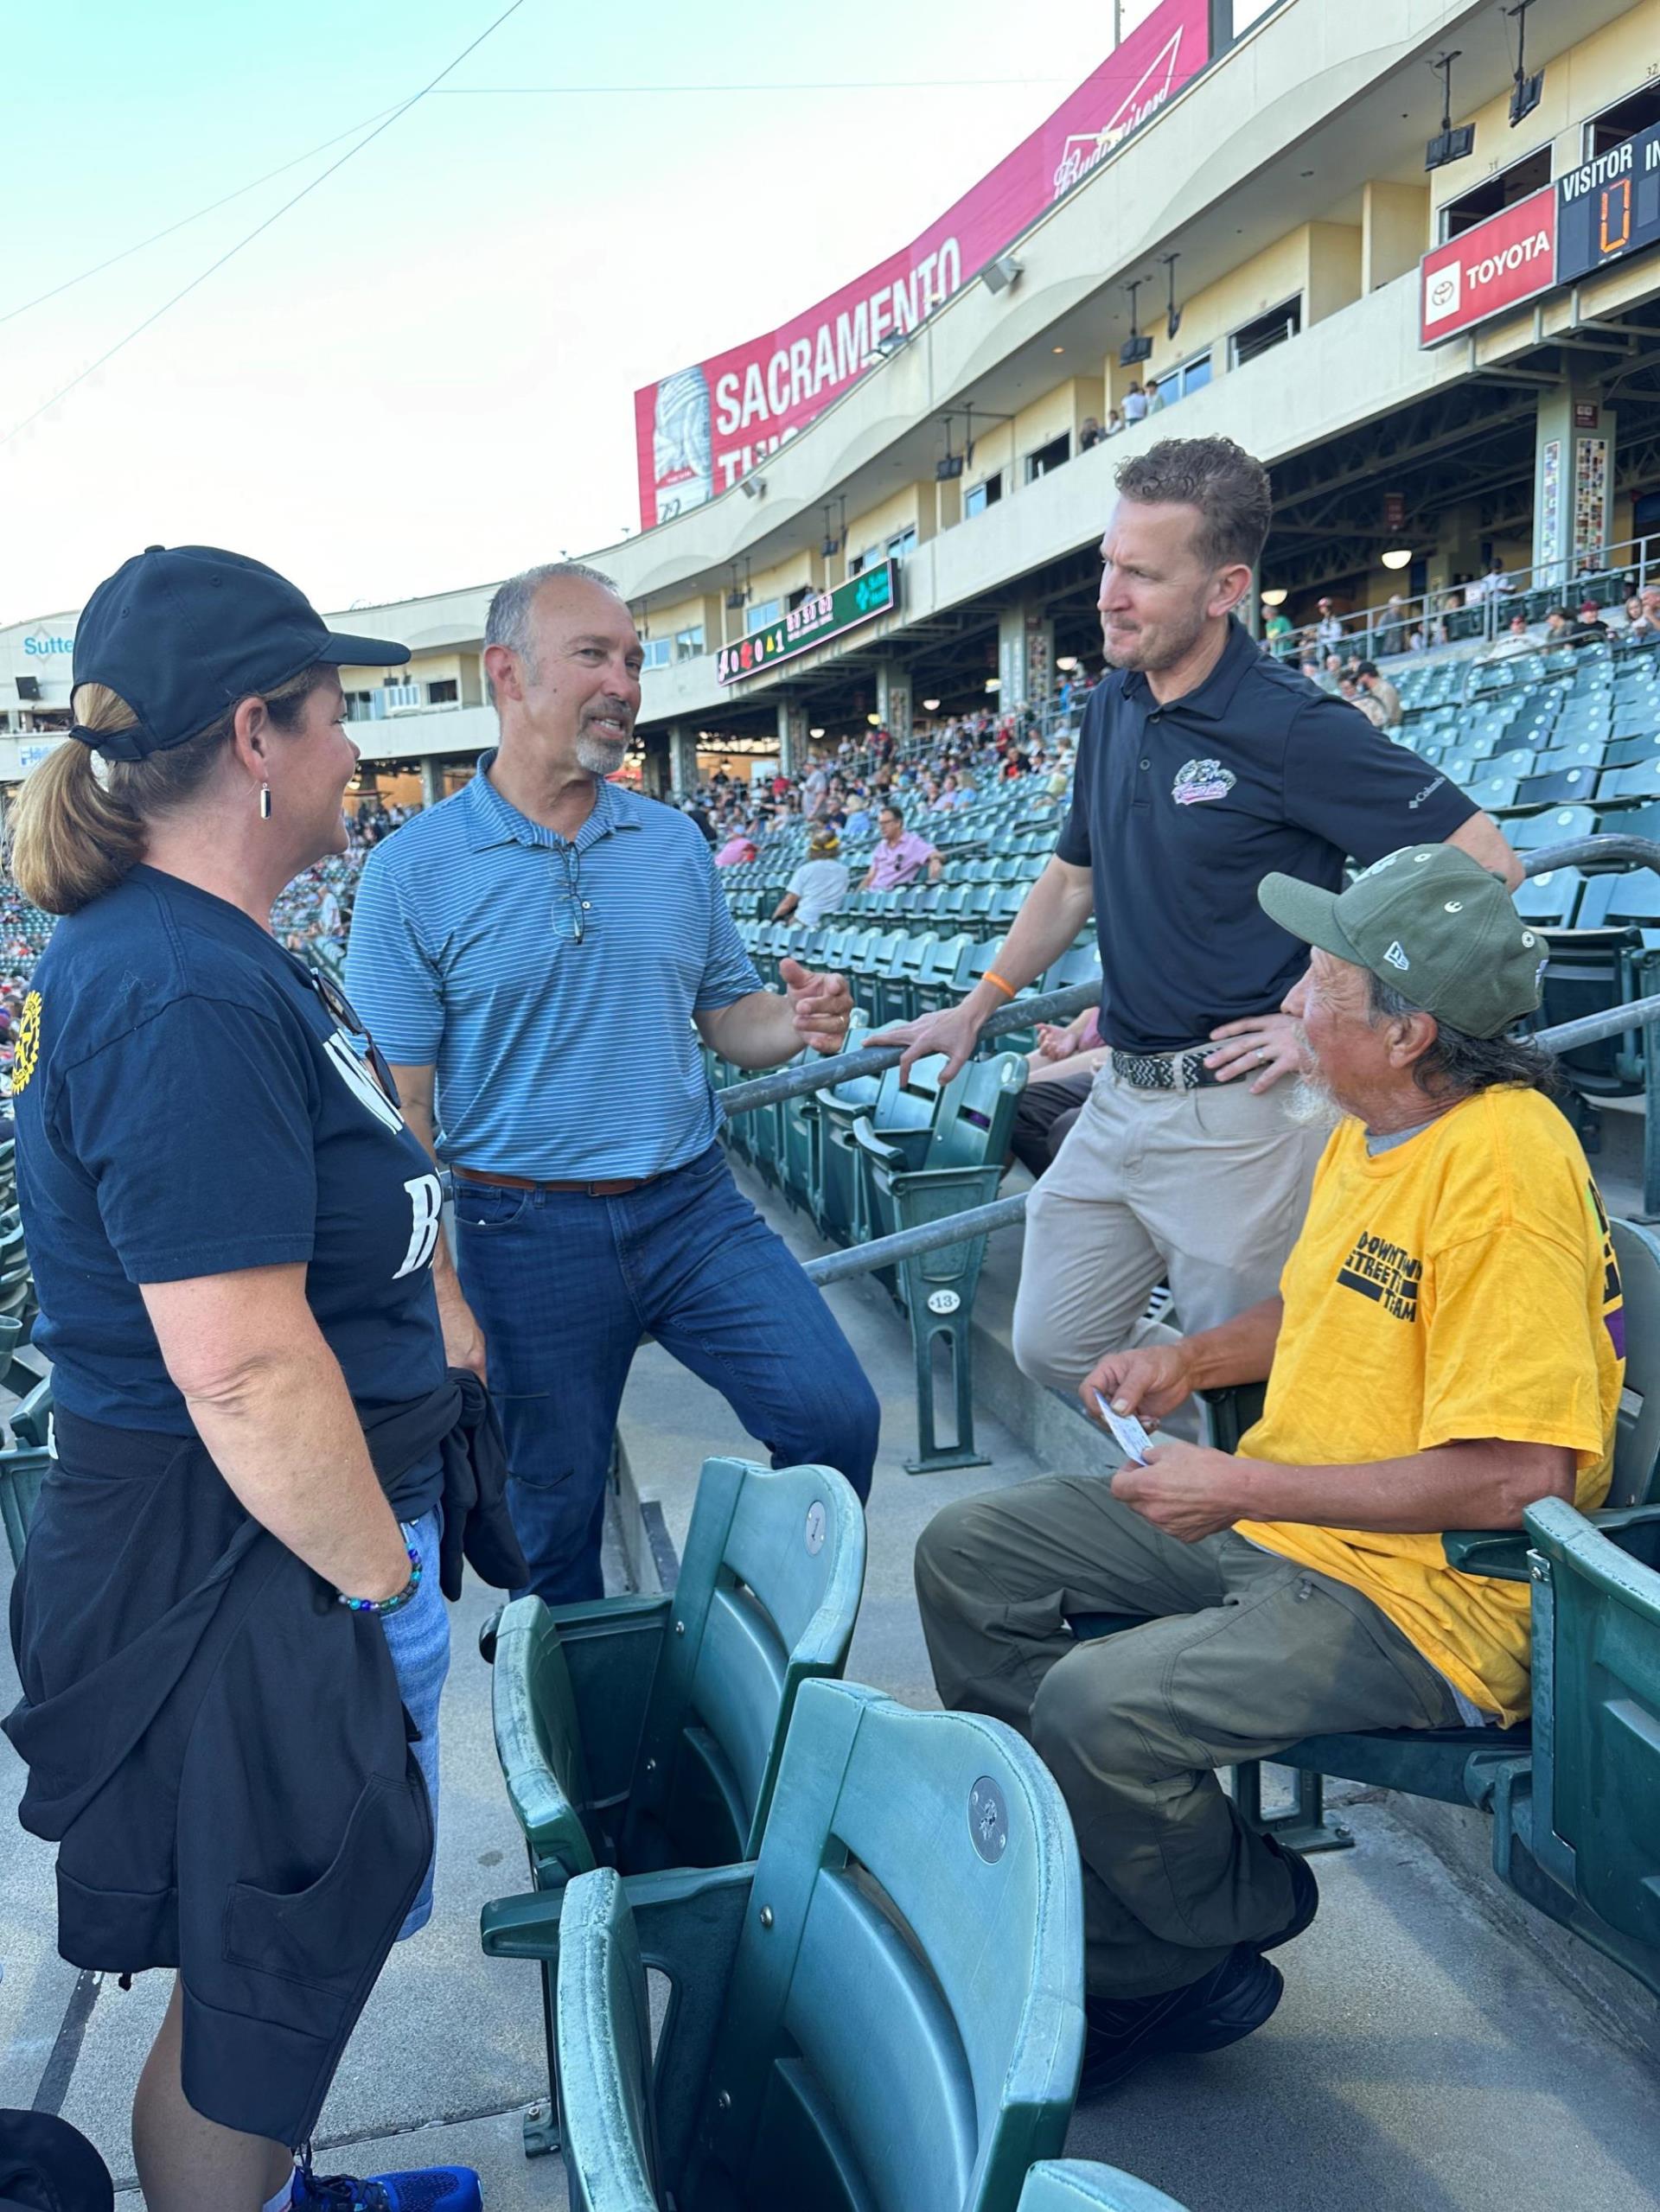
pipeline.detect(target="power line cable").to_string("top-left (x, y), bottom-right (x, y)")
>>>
top-left (0, 103), bottom-right (406, 331)
top-left (1, 74), bottom-right (1070, 337)
top-left (431, 76), bottom-right (1072, 92)
top-left (0, 0), bottom-right (530, 452)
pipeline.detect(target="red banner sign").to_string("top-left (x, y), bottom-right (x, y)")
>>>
top-left (634, 0), bottom-right (1210, 530)
top-left (1420, 186), bottom-right (1558, 345)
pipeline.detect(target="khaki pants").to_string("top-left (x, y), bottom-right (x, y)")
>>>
top-left (1012, 1061), bottom-right (1325, 1391)
top-left (915, 1477), bottom-right (1459, 1997)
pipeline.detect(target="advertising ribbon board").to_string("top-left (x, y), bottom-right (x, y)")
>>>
top-left (636, 0), bottom-right (1210, 529)
top-left (716, 561), bottom-right (898, 685)
top-left (1420, 185), bottom-right (1557, 345)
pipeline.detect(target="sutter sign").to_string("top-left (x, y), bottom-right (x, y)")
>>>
top-left (635, 0), bottom-right (1210, 530)
top-left (716, 560), bottom-right (897, 685)
top-left (1419, 185), bottom-right (1557, 345)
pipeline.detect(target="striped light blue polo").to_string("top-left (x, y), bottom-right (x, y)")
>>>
top-left (344, 755), bottom-right (762, 1180)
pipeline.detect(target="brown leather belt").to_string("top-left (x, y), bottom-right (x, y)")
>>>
top-left (454, 1164), bottom-right (661, 1197)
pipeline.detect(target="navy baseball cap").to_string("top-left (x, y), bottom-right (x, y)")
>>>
top-left (69, 545), bottom-right (409, 762)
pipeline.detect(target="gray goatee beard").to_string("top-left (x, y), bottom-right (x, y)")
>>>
top-left (576, 732), bottom-right (629, 776)
top-left (1283, 1074), bottom-right (1344, 1131)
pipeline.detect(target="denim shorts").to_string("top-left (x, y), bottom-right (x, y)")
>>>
top-left (380, 1508), bottom-right (450, 1939)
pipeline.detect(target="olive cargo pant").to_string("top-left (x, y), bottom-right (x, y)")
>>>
top-left (915, 1476), bottom-right (1460, 1997)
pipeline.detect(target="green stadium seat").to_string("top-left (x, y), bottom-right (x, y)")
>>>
top-left (1504, 805), bottom-right (1597, 851)
top-left (483, 1455), bottom-right (866, 2157)
top-left (1018, 2168), bottom-right (1191, 2212)
top-left (491, 1679), bottom-right (1085, 2212)
top-left (852, 1052), bottom-right (1027, 1470)
top-left (1512, 867), bottom-right (1585, 928)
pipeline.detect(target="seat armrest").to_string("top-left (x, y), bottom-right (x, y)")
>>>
top-left (544, 1592), bottom-right (671, 1635)
top-left (483, 1860), bottom-right (756, 1961)
top-left (1442, 1529), bottom-right (1533, 1582)
top-left (850, 1115), bottom-right (907, 1170)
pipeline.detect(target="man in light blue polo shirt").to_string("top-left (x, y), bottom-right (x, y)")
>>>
top-left (347, 561), bottom-right (879, 1602)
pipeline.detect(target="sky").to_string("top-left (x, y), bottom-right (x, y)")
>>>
top-left (0, 0), bottom-right (1173, 624)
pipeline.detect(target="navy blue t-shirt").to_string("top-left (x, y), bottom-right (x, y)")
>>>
top-left (14, 866), bottom-right (447, 1439)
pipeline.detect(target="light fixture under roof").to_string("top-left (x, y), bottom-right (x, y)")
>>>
top-left (1056, 655), bottom-right (1079, 672)
top-left (1381, 547), bottom-right (1414, 571)
top-left (808, 725), bottom-right (826, 738)
top-left (1260, 588), bottom-right (1289, 607)
top-left (923, 698), bottom-right (941, 711)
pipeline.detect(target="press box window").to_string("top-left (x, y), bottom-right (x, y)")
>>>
top-left (641, 639), bottom-right (673, 671)
top-left (746, 599), bottom-right (782, 634)
top-left (1025, 434), bottom-right (1071, 484)
top-left (1229, 297), bottom-right (1301, 369)
top-left (965, 472), bottom-right (1004, 519)
top-left (1440, 144), bottom-right (1552, 240)
top-left (1583, 86), bottom-right (1660, 163)
top-left (425, 679), bottom-right (458, 705)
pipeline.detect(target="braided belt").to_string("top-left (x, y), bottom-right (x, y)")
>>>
top-left (1110, 1046), bottom-right (1224, 1093)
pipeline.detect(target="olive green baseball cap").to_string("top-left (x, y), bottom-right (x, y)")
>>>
top-left (1258, 844), bottom-right (1544, 1038)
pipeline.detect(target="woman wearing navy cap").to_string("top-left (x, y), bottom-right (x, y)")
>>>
top-left (3, 548), bottom-right (521, 2212)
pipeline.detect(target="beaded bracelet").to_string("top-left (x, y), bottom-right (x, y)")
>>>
top-left (336, 1539), bottom-right (423, 1617)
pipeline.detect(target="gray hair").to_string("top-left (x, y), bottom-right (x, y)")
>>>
top-left (484, 560), bottom-right (619, 678)
top-left (1367, 973), bottom-right (1562, 1103)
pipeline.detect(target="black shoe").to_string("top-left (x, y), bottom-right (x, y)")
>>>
top-left (1078, 1944), bottom-right (1284, 2096)
top-left (1259, 1839), bottom-right (1319, 1952)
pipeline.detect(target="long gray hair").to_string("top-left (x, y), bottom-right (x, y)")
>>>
top-left (1368, 973), bottom-right (1562, 1102)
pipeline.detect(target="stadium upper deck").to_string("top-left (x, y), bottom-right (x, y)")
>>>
top-left (10, 0), bottom-right (1660, 797)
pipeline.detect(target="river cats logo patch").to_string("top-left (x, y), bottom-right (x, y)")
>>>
top-left (1172, 758), bottom-right (1235, 806)
top-left (10, 991), bottom-right (41, 1094)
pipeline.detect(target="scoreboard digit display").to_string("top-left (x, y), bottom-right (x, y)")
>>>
top-left (1557, 121), bottom-right (1660, 284)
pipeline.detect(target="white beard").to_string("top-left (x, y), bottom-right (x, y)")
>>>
top-left (1283, 1075), bottom-right (1344, 1131)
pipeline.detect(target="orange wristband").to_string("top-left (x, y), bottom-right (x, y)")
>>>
top-left (984, 971), bottom-right (1018, 1000)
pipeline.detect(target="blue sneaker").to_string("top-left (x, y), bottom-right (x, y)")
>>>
top-left (291, 2161), bottom-right (482, 2210)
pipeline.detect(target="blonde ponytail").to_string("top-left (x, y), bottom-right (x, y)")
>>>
top-left (9, 669), bottom-right (322, 917)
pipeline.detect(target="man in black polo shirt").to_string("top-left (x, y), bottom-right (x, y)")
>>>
top-left (878, 436), bottom-right (1519, 1390)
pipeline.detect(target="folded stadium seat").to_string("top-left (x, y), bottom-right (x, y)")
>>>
top-left (1465, 773), bottom-right (1520, 812)
top-left (912, 888), bottom-right (945, 919)
top-left (1511, 868), bottom-right (1586, 928)
top-left (776, 1014), bottom-right (872, 1215)
top-left (1574, 867), bottom-right (1660, 944)
top-left (1066, 1219), bottom-right (1660, 1978)
top-left (1504, 804), bottom-right (1597, 852)
top-left (1514, 765), bottom-right (1601, 808)
top-left (1018, 2169), bottom-right (1191, 2212)
top-left (938, 886), bottom-right (974, 920)
top-left (1603, 732), bottom-right (1660, 772)
top-left (913, 934), bottom-right (975, 1018)
top-left (489, 1679), bottom-right (1086, 2212)
top-left (812, 1050), bottom-right (893, 1244)
top-left (1597, 758), bottom-right (1660, 806)
top-left (482, 1457), bottom-right (867, 2160)
top-left (851, 1051), bottom-right (1028, 1470)
top-left (990, 887), bottom-right (1026, 927)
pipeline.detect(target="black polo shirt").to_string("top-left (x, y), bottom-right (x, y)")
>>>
top-left (1056, 617), bottom-right (1478, 1052)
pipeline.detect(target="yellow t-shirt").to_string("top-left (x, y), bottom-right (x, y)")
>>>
top-left (1235, 1087), bottom-right (1623, 1726)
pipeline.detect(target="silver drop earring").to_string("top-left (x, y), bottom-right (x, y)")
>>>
top-left (259, 783), bottom-right (272, 820)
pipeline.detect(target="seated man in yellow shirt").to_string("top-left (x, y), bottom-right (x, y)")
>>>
top-left (914, 842), bottom-right (1623, 2094)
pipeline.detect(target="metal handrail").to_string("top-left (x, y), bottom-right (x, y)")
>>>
top-left (717, 979), bottom-right (1099, 1117)
top-left (779, 835), bottom-right (1660, 1287)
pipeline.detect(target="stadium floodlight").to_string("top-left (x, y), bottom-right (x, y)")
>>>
top-left (923, 698), bottom-right (942, 711)
top-left (1505, 2), bottom-right (1542, 126)
top-left (980, 254), bottom-right (1023, 296)
top-left (1424, 51), bottom-right (1475, 171)
top-left (1382, 548), bottom-right (1414, 570)
top-left (740, 476), bottom-right (767, 500)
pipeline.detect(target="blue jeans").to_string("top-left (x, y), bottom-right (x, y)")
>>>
top-left (454, 1144), bottom-right (880, 1603)
top-left (381, 1507), bottom-right (450, 1938)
